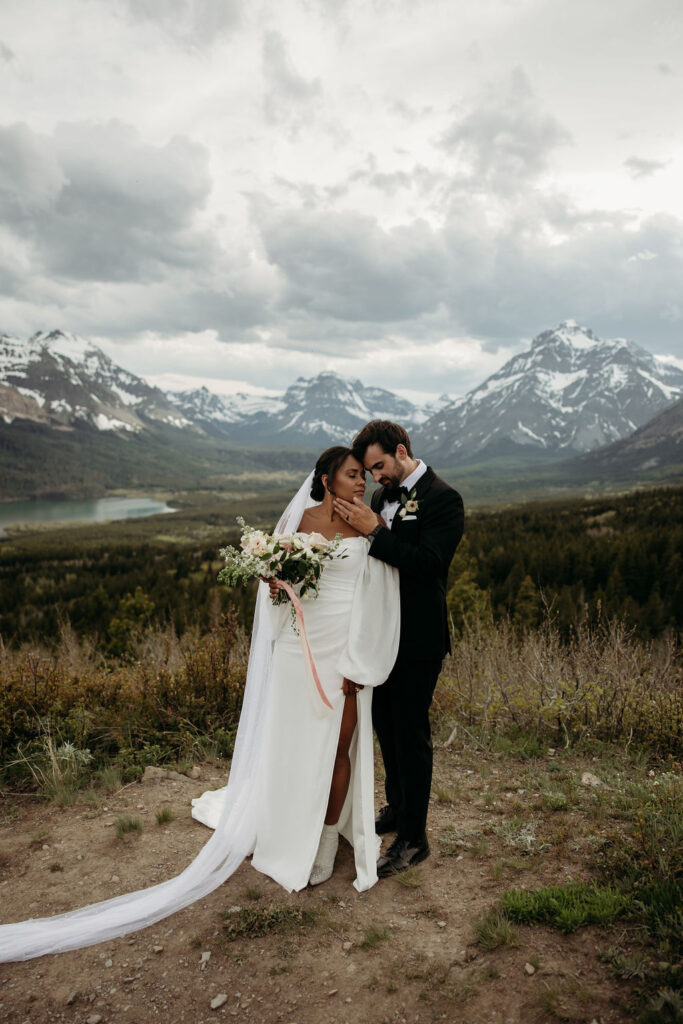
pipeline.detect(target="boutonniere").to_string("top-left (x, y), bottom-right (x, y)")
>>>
top-left (398, 488), bottom-right (420, 518)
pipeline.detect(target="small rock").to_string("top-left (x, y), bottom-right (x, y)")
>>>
top-left (548, 748), bottom-right (556, 756)
top-left (345, 996), bottom-right (352, 1003)
top-left (110, 875), bottom-right (120, 883)
top-left (210, 993), bottom-right (228, 1009)
top-left (188, 766), bottom-right (201, 780)
top-left (524, 962), bottom-right (536, 975)
top-left (581, 771), bottom-right (602, 787)
top-left (648, 769), bottom-right (656, 777)
top-left (437, 920), bottom-right (446, 928)
top-left (327, 989), bottom-right (338, 997)
top-left (105, 959), bottom-right (113, 968)
top-left (77, 854), bottom-right (83, 860)
top-left (42, 844), bottom-right (50, 851)
top-left (142, 765), bottom-right (186, 783)
top-left (65, 990), bottom-right (78, 1005)
top-left (86, 1016), bottom-right (102, 1024)
top-left (199, 951), bottom-right (211, 969)
top-left (137, 804), bottom-right (145, 810)
top-left (342, 941), bottom-right (352, 951)
top-left (152, 945), bottom-right (164, 954)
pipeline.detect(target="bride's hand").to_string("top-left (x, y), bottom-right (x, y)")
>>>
top-left (261, 577), bottom-right (281, 599)
top-left (342, 678), bottom-right (363, 696)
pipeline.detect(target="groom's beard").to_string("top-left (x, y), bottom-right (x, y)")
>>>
top-left (379, 472), bottom-right (401, 491)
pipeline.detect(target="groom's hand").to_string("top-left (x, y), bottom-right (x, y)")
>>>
top-left (333, 496), bottom-right (379, 535)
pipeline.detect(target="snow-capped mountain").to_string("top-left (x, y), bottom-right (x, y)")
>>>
top-left (572, 395), bottom-right (683, 478)
top-left (215, 371), bottom-right (426, 446)
top-left (0, 332), bottom-right (431, 446)
top-left (415, 321), bottom-right (683, 464)
top-left (165, 386), bottom-right (284, 438)
top-left (0, 330), bottom-right (190, 433)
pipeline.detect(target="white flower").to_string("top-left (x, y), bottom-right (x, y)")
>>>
top-left (404, 499), bottom-right (418, 514)
top-left (242, 531), bottom-right (269, 556)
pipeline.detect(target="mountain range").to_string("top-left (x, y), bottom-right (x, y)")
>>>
top-left (413, 320), bottom-right (683, 463)
top-left (1, 322), bottom-right (682, 499)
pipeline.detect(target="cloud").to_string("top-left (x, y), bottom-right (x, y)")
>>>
top-left (243, 184), bottom-right (683, 357)
top-left (122, 0), bottom-right (242, 47)
top-left (0, 120), bottom-right (215, 283)
top-left (252, 198), bottom-right (447, 322)
top-left (262, 30), bottom-right (323, 128)
top-left (439, 68), bottom-right (572, 195)
top-left (624, 155), bottom-right (669, 178)
top-left (0, 123), bottom-right (66, 220)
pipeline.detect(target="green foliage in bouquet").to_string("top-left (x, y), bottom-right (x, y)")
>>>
top-left (218, 517), bottom-right (344, 605)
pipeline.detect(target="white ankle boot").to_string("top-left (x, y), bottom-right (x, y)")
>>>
top-left (309, 824), bottom-right (339, 886)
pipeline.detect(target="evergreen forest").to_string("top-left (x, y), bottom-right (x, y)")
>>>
top-left (0, 483), bottom-right (681, 649)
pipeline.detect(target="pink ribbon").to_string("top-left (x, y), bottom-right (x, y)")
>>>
top-left (275, 580), bottom-right (334, 711)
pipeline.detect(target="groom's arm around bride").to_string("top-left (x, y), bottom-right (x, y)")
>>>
top-left (334, 419), bottom-right (464, 876)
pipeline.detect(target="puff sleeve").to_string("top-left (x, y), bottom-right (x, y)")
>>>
top-left (336, 543), bottom-right (400, 687)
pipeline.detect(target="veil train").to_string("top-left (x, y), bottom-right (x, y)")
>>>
top-left (0, 472), bottom-right (316, 962)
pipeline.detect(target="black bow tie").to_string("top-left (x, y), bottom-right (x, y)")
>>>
top-left (384, 484), bottom-right (409, 503)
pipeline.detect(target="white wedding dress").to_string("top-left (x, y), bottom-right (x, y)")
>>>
top-left (192, 536), bottom-right (400, 892)
top-left (0, 473), bottom-right (399, 961)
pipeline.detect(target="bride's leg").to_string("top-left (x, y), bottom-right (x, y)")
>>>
top-left (325, 693), bottom-right (358, 825)
top-left (309, 694), bottom-right (358, 885)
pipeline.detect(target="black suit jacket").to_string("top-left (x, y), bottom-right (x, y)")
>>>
top-left (369, 467), bottom-right (464, 662)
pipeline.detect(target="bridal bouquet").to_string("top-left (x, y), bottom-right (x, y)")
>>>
top-left (218, 517), bottom-right (344, 606)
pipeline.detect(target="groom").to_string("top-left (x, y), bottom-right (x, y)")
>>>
top-left (333, 420), bottom-right (464, 876)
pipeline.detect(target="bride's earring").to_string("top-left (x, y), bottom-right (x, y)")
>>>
top-left (309, 824), bottom-right (339, 886)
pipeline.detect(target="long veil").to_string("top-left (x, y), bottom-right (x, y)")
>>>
top-left (0, 472), bottom-right (317, 962)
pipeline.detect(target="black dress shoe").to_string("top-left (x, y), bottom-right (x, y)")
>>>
top-left (374, 804), bottom-right (398, 834)
top-left (377, 835), bottom-right (430, 877)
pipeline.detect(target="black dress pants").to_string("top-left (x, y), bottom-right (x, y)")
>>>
top-left (372, 655), bottom-right (443, 842)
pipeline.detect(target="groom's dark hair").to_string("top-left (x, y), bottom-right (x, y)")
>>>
top-left (352, 420), bottom-right (413, 460)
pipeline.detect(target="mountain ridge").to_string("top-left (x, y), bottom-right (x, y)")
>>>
top-left (414, 320), bottom-right (683, 464)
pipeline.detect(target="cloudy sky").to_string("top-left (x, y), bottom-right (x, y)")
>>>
top-left (1, 0), bottom-right (682, 403)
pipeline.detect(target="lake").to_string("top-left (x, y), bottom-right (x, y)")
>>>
top-left (0, 496), bottom-right (176, 537)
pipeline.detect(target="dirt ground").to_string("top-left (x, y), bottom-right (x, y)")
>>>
top-left (0, 743), bottom-right (638, 1024)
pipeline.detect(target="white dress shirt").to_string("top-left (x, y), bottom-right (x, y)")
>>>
top-left (381, 459), bottom-right (427, 529)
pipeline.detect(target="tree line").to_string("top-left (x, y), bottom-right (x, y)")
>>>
top-left (0, 484), bottom-right (681, 648)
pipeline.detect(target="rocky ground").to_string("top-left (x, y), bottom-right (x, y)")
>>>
top-left (0, 741), bottom-right (644, 1024)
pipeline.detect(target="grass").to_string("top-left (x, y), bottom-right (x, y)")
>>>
top-left (439, 824), bottom-right (491, 859)
top-left (474, 909), bottom-right (518, 950)
top-left (392, 866), bottom-right (423, 888)
top-left (435, 614), bottom-right (683, 755)
top-left (359, 924), bottom-right (390, 949)
top-left (155, 806), bottom-right (176, 825)
top-left (116, 815), bottom-right (143, 838)
top-left (97, 766), bottom-right (123, 793)
top-left (433, 782), bottom-right (462, 804)
top-left (490, 817), bottom-right (550, 855)
top-left (542, 790), bottom-right (572, 812)
top-left (500, 881), bottom-right (632, 933)
top-left (222, 903), bottom-right (318, 942)
top-left (6, 731), bottom-right (92, 802)
top-left (474, 769), bottom-right (682, 1017)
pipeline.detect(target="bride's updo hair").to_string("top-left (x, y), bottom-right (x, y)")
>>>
top-left (310, 446), bottom-right (354, 501)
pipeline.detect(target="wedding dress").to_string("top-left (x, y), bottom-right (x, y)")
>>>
top-left (0, 472), bottom-right (399, 961)
top-left (192, 534), bottom-right (399, 892)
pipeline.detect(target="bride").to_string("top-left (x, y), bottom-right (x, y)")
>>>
top-left (0, 447), bottom-right (399, 961)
